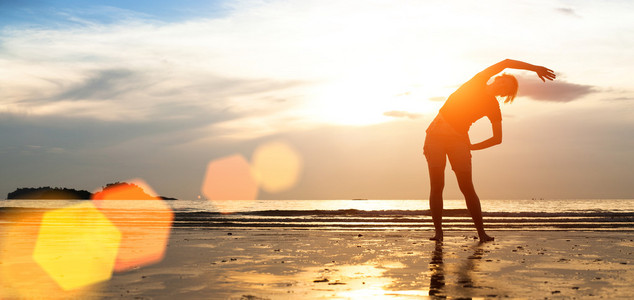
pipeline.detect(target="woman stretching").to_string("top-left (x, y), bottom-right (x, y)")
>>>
top-left (424, 59), bottom-right (555, 242)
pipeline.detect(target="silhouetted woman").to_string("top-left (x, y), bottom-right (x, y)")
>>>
top-left (424, 59), bottom-right (555, 241)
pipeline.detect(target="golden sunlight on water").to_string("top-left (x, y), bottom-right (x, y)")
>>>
top-left (175, 229), bottom-right (498, 299)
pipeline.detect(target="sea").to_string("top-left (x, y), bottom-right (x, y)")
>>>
top-left (1, 199), bottom-right (634, 232)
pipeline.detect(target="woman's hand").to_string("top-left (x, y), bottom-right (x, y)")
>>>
top-left (479, 59), bottom-right (556, 82)
top-left (535, 66), bottom-right (556, 82)
top-left (470, 121), bottom-right (502, 151)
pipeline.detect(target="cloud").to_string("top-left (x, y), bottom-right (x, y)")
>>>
top-left (383, 110), bottom-right (422, 120)
top-left (4, 62), bottom-right (306, 122)
top-left (518, 76), bottom-right (596, 102)
top-left (607, 97), bottom-right (634, 101)
top-left (0, 4), bottom-right (318, 130)
top-left (555, 7), bottom-right (580, 17)
top-left (428, 97), bottom-right (446, 102)
top-left (50, 69), bottom-right (141, 102)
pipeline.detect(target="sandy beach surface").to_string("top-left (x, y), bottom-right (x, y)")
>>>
top-left (63, 228), bottom-right (632, 299)
top-left (2, 223), bottom-right (633, 299)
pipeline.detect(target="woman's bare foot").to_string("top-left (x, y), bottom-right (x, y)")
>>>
top-left (478, 234), bottom-right (494, 242)
top-left (430, 233), bottom-right (443, 241)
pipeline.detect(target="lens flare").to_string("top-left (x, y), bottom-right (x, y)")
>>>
top-left (92, 180), bottom-right (173, 273)
top-left (0, 209), bottom-right (93, 299)
top-left (32, 202), bottom-right (122, 291)
top-left (201, 154), bottom-right (258, 213)
top-left (251, 141), bottom-right (303, 193)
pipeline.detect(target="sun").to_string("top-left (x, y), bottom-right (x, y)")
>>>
top-left (309, 79), bottom-right (392, 126)
top-left (302, 74), bottom-right (441, 126)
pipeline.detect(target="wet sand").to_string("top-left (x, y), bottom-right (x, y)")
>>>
top-left (2, 224), bottom-right (633, 299)
top-left (81, 228), bottom-right (634, 299)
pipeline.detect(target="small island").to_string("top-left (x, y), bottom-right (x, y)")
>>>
top-left (7, 187), bottom-right (92, 200)
top-left (6, 182), bottom-right (177, 200)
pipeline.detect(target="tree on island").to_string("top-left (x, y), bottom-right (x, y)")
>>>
top-left (7, 187), bottom-right (92, 200)
top-left (93, 182), bottom-right (158, 200)
top-left (6, 182), bottom-right (177, 200)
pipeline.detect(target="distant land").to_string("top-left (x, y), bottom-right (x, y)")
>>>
top-left (6, 182), bottom-right (177, 200)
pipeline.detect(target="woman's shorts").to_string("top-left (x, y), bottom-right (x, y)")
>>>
top-left (423, 115), bottom-right (472, 173)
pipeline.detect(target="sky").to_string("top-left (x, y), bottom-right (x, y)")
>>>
top-left (1, 0), bottom-right (633, 200)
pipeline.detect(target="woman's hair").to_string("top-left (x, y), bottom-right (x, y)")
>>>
top-left (497, 73), bottom-right (518, 103)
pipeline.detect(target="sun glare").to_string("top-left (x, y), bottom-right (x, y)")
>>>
top-left (305, 81), bottom-right (442, 126)
top-left (301, 58), bottom-right (455, 127)
top-left (305, 78), bottom-right (403, 126)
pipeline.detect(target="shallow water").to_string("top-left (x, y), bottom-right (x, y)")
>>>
top-left (2, 199), bottom-right (633, 230)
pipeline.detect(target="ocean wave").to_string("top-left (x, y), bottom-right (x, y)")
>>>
top-left (3, 206), bottom-right (633, 230)
top-left (176, 208), bottom-right (634, 218)
top-left (168, 209), bottom-right (634, 230)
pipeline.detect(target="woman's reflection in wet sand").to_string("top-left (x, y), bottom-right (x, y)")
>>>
top-left (457, 243), bottom-right (484, 290)
top-left (428, 241), bottom-right (446, 297)
top-left (428, 241), bottom-right (487, 298)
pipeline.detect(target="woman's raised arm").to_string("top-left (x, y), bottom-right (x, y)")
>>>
top-left (479, 59), bottom-right (556, 81)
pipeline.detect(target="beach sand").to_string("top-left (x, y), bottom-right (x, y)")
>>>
top-left (2, 225), bottom-right (633, 299)
top-left (71, 228), bottom-right (632, 299)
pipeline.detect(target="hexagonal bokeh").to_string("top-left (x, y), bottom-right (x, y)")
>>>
top-left (251, 140), bottom-right (303, 193)
top-left (0, 209), bottom-right (93, 298)
top-left (201, 154), bottom-right (258, 213)
top-left (32, 202), bottom-right (122, 291)
top-left (92, 180), bottom-right (174, 272)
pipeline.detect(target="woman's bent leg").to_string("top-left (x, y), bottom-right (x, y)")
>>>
top-left (454, 170), bottom-right (494, 242)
